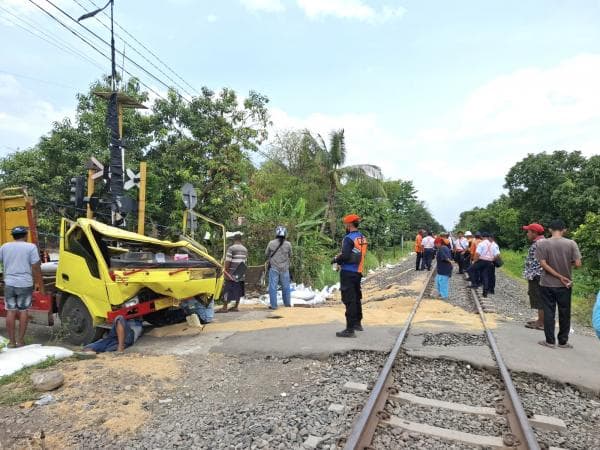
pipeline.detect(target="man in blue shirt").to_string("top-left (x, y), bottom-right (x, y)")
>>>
top-left (435, 237), bottom-right (453, 299)
top-left (332, 214), bottom-right (368, 338)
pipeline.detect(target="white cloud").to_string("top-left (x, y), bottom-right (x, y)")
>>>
top-left (239, 0), bottom-right (406, 22)
top-left (297, 0), bottom-right (405, 22)
top-left (270, 54), bottom-right (600, 228)
top-left (418, 54), bottom-right (600, 145)
top-left (0, 75), bottom-right (73, 152)
top-left (240, 0), bottom-right (285, 13)
top-left (206, 14), bottom-right (218, 23)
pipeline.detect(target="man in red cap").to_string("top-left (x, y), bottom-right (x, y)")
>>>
top-left (332, 214), bottom-right (368, 338)
top-left (522, 223), bottom-right (545, 330)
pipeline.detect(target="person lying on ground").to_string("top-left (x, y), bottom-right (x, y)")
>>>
top-left (83, 315), bottom-right (143, 353)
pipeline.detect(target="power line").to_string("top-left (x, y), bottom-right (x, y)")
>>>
top-left (0, 4), bottom-right (105, 71)
top-left (26, 0), bottom-right (168, 102)
top-left (84, 0), bottom-right (199, 96)
top-left (0, 69), bottom-right (77, 90)
top-left (42, 0), bottom-right (191, 102)
top-left (70, 0), bottom-right (196, 98)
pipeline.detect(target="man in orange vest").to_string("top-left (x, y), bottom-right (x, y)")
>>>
top-left (332, 214), bottom-right (368, 338)
top-left (414, 230), bottom-right (424, 271)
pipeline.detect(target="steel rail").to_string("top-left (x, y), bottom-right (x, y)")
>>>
top-left (343, 267), bottom-right (436, 450)
top-left (468, 287), bottom-right (541, 450)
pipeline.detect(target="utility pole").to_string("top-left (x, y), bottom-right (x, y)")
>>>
top-left (80, 1), bottom-right (146, 228)
top-left (79, 0), bottom-right (123, 226)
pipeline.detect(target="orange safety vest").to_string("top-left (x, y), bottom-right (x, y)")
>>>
top-left (415, 234), bottom-right (423, 253)
top-left (340, 231), bottom-right (368, 274)
top-left (470, 238), bottom-right (481, 256)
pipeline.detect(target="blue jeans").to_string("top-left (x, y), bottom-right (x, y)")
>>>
top-left (436, 274), bottom-right (450, 299)
top-left (268, 268), bottom-right (291, 308)
top-left (4, 285), bottom-right (33, 311)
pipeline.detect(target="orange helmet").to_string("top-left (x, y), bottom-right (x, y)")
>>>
top-left (343, 214), bottom-right (362, 224)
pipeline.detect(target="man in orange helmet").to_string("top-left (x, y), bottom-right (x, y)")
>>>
top-left (332, 214), bottom-right (368, 338)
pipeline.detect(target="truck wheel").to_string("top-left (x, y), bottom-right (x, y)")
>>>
top-left (60, 296), bottom-right (103, 345)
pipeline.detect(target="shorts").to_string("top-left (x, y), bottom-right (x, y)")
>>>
top-left (528, 277), bottom-right (543, 310)
top-left (4, 285), bottom-right (34, 311)
top-left (224, 280), bottom-right (245, 302)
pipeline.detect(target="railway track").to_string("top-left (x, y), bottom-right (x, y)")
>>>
top-left (340, 267), bottom-right (565, 450)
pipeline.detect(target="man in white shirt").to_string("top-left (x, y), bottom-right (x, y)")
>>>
top-left (471, 232), bottom-right (500, 298)
top-left (453, 231), bottom-right (469, 274)
top-left (421, 231), bottom-right (435, 271)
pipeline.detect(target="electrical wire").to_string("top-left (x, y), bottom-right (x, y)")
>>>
top-left (42, 0), bottom-right (191, 102)
top-left (0, 69), bottom-right (78, 90)
top-left (84, 0), bottom-right (199, 96)
top-left (26, 0), bottom-right (169, 102)
top-left (70, 0), bottom-right (196, 98)
top-left (0, 4), bottom-right (105, 71)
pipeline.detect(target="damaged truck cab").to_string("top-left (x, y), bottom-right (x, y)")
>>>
top-left (55, 218), bottom-right (224, 345)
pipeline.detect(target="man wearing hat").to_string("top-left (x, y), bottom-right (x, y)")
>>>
top-left (0, 226), bottom-right (45, 348)
top-left (522, 223), bottom-right (545, 330)
top-left (332, 214), bottom-right (368, 338)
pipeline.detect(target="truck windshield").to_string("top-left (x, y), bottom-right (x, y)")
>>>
top-left (93, 232), bottom-right (216, 270)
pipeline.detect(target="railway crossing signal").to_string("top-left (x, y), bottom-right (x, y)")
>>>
top-left (69, 176), bottom-right (85, 209)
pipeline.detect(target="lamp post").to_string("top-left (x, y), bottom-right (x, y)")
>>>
top-left (78, 0), bottom-right (124, 226)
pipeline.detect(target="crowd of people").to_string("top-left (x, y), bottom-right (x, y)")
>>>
top-left (415, 229), bottom-right (502, 299)
top-left (415, 219), bottom-right (588, 349)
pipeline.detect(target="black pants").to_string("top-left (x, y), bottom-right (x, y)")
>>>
top-left (415, 252), bottom-right (423, 271)
top-left (340, 270), bottom-right (363, 330)
top-left (489, 265), bottom-right (496, 293)
top-left (422, 248), bottom-right (434, 270)
top-left (454, 251), bottom-right (466, 273)
top-left (469, 260), bottom-right (494, 294)
top-left (541, 286), bottom-right (572, 345)
top-left (463, 252), bottom-right (472, 271)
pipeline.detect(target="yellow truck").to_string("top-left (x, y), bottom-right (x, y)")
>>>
top-left (0, 188), bottom-right (225, 345)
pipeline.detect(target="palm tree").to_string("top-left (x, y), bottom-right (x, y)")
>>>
top-left (308, 129), bottom-right (384, 236)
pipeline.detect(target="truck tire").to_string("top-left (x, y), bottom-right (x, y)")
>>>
top-left (60, 296), bottom-right (103, 345)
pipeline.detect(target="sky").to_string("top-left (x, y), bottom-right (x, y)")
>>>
top-left (1, 0), bottom-right (600, 228)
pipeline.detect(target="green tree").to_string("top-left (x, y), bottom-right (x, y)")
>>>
top-left (305, 129), bottom-right (383, 236)
top-left (504, 150), bottom-right (591, 227)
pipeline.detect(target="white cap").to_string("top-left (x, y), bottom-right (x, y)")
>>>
top-left (465, 231), bottom-right (473, 237)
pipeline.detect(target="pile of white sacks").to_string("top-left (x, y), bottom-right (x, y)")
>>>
top-left (0, 338), bottom-right (73, 377)
top-left (241, 283), bottom-right (341, 307)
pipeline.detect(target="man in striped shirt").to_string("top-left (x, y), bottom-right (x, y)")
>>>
top-left (217, 232), bottom-right (248, 313)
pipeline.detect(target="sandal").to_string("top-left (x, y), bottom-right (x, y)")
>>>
top-left (7, 342), bottom-right (17, 349)
top-left (228, 307), bottom-right (239, 312)
top-left (558, 343), bottom-right (573, 349)
top-left (525, 322), bottom-right (544, 330)
top-left (538, 340), bottom-right (555, 348)
top-left (215, 308), bottom-right (228, 313)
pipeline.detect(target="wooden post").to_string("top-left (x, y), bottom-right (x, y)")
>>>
top-left (137, 162), bottom-right (147, 235)
top-left (86, 169), bottom-right (94, 219)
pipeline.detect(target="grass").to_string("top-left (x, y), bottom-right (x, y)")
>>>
top-left (316, 244), bottom-right (414, 289)
top-left (0, 356), bottom-right (61, 406)
top-left (500, 249), bottom-right (596, 328)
